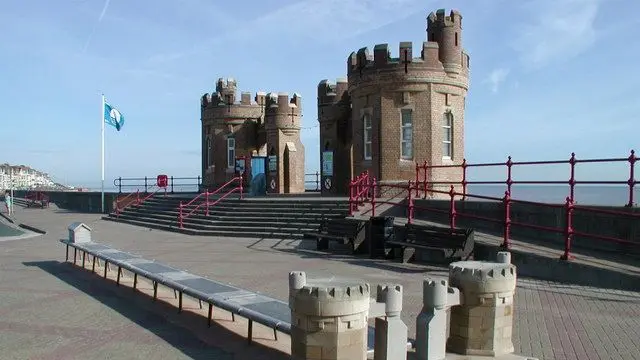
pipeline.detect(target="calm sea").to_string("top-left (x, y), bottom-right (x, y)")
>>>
top-left (465, 185), bottom-right (638, 207)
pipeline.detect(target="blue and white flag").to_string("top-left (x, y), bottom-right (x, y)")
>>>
top-left (104, 101), bottom-right (125, 131)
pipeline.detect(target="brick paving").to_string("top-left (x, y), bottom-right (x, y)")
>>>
top-left (1, 205), bottom-right (639, 359)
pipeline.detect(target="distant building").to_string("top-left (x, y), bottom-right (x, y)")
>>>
top-left (317, 8), bottom-right (470, 196)
top-left (200, 78), bottom-right (306, 194)
top-left (0, 163), bottom-right (55, 190)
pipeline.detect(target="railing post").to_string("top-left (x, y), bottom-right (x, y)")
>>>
top-left (561, 197), bottom-right (574, 260)
top-left (422, 160), bottom-right (428, 199)
top-left (371, 177), bottom-right (377, 217)
top-left (117, 177), bottom-right (122, 193)
top-left (506, 156), bottom-right (513, 196)
top-left (502, 191), bottom-right (511, 249)
top-left (627, 149), bottom-right (636, 207)
top-left (197, 176), bottom-right (201, 193)
top-left (239, 174), bottom-right (244, 200)
top-left (316, 171), bottom-right (320, 191)
top-left (205, 191), bottom-right (210, 216)
top-left (178, 201), bottom-right (184, 229)
top-left (449, 185), bottom-right (456, 230)
top-left (144, 176), bottom-right (148, 194)
top-left (568, 152), bottom-right (576, 203)
top-left (407, 180), bottom-right (414, 224)
top-left (348, 181), bottom-right (354, 217)
top-left (136, 190), bottom-right (140, 205)
top-left (461, 159), bottom-right (468, 201)
top-left (171, 176), bottom-right (175, 194)
top-left (415, 162), bottom-right (420, 198)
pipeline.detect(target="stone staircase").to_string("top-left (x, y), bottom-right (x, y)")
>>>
top-left (102, 193), bottom-right (351, 239)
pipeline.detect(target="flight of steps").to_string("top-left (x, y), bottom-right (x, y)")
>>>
top-left (102, 193), bottom-right (351, 239)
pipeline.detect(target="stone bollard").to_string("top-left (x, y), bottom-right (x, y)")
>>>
top-left (289, 271), bottom-right (371, 360)
top-left (373, 284), bottom-right (407, 360)
top-left (415, 279), bottom-right (461, 360)
top-left (447, 254), bottom-right (517, 356)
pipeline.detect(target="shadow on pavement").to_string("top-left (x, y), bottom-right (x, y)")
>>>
top-left (23, 260), bottom-right (289, 360)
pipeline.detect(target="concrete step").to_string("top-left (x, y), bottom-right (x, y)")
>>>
top-left (103, 215), bottom-right (311, 239)
top-left (139, 200), bottom-right (350, 211)
top-left (122, 206), bottom-right (347, 219)
top-left (111, 211), bottom-right (326, 228)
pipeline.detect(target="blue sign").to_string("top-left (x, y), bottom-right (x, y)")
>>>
top-left (322, 151), bottom-right (333, 176)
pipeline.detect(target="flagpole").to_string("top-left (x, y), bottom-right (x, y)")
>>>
top-left (101, 94), bottom-right (105, 214)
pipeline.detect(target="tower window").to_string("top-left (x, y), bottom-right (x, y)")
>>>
top-left (455, 32), bottom-right (458, 46)
top-left (429, 32), bottom-right (435, 41)
top-left (401, 109), bottom-right (413, 160)
top-left (363, 114), bottom-right (372, 160)
top-left (206, 137), bottom-right (212, 166)
top-left (227, 137), bottom-right (236, 168)
top-left (443, 112), bottom-right (453, 159)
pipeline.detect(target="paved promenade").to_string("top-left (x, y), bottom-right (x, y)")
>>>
top-left (0, 205), bottom-right (639, 359)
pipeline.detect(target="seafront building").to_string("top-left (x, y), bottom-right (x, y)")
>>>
top-left (0, 164), bottom-right (55, 190)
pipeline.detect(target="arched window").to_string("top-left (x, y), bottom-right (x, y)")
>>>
top-left (401, 109), bottom-right (413, 160)
top-left (363, 114), bottom-right (372, 160)
top-left (206, 137), bottom-right (212, 166)
top-left (455, 32), bottom-right (458, 46)
top-left (227, 136), bottom-right (235, 168)
top-left (443, 112), bottom-right (453, 159)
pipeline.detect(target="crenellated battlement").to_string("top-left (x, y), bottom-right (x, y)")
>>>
top-left (347, 41), bottom-right (451, 76)
top-left (427, 9), bottom-right (462, 29)
top-left (317, 78), bottom-right (349, 106)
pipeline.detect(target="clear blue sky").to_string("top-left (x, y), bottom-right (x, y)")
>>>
top-left (1, 0), bottom-right (638, 189)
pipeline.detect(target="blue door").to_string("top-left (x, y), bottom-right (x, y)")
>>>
top-left (250, 156), bottom-right (267, 196)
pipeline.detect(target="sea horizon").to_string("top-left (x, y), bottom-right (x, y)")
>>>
top-left (69, 183), bottom-right (638, 207)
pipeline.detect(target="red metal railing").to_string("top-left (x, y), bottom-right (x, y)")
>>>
top-left (115, 186), bottom-right (166, 217)
top-left (24, 191), bottom-right (50, 207)
top-left (415, 150), bottom-right (638, 207)
top-left (350, 150), bottom-right (640, 260)
top-left (178, 176), bottom-right (243, 229)
top-left (348, 171), bottom-right (372, 216)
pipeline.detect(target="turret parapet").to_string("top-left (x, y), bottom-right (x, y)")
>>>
top-left (265, 92), bottom-right (302, 115)
top-left (427, 9), bottom-right (462, 28)
top-left (347, 41), bottom-right (450, 76)
top-left (318, 78), bottom-right (349, 105)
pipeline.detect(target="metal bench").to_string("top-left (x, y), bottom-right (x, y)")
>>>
top-left (60, 239), bottom-right (412, 354)
top-left (386, 223), bottom-right (475, 264)
top-left (304, 218), bottom-right (366, 253)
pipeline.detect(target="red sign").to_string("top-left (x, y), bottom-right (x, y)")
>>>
top-left (157, 174), bottom-right (168, 188)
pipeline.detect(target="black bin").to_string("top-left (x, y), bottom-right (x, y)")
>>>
top-left (368, 216), bottom-right (395, 258)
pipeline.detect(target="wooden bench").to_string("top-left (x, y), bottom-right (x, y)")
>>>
top-left (60, 239), bottom-right (412, 354)
top-left (386, 223), bottom-right (474, 264)
top-left (305, 218), bottom-right (366, 253)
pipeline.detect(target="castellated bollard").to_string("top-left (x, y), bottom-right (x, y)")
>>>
top-left (447, 254), bottom-right (517, 357)
top-left (373, 284), bottom-right (407, 360)
top-left (288, 271), bottom-right (371, 360)
top-left (416, 279), bottom-right (461, 360)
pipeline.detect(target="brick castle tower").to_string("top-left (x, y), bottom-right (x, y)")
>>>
top-left (201, 78), bottom-right (305, 193)
top-left (318, 8), bottom-right (470, 196)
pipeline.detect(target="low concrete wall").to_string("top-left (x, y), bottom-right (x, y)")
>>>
top-left (14, 191), bottom-right (119, 214)
top-left (379, 199), bottom-right (640, 255)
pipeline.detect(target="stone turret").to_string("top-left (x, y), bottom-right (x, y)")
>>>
top-left (200, 77), bottom-right (305, 193)
top-left (316, 8), bottom-right (470, 197)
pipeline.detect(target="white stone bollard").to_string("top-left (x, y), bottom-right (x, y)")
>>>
top-left (289, 272), bottom-right (371, 360)
top-left (447, 260), bottom-right (517, 356)
top-left (496, 251), bottom-right (511, 264)
top-left (416, 278), bottom-right (461, 360)
top-left (373, 284), bottom-right (407, 360)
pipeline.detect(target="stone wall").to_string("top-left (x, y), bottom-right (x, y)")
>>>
top-left (13, 190), bottom-right (118, 214)
top-left (378, 199), bottom-right (640, 255)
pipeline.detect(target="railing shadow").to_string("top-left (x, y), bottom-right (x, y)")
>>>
top-left (22, 260), bottom-right (289, 360)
